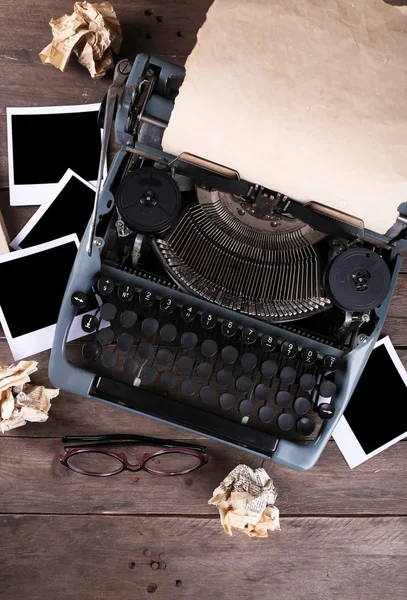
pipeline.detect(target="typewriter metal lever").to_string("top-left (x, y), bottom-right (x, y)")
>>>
top-left (87, 59), bottom-right (132, 256)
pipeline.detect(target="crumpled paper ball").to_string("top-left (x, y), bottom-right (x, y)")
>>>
top-left (40, 2), bottom-right (122, 79)
top-left (0, 360), bottom-right (59, 432)
top-left (209, 464), bottom-right (281, 537)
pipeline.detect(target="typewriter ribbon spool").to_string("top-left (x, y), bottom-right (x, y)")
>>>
top-left (325, 248), bottom-right (391, 312)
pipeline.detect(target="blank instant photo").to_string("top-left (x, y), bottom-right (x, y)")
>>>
top-left (7, 104), bottom-right (103, 206)
top-left (0, 234), bottom-right (86, 360)
top-left (333, 336), bottom-right (407, 468)
top-left (10, 169), bottom-right (95, 250)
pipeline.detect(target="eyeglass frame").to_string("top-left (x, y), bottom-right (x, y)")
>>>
top-left (59, 433), bottom-right (209, 477)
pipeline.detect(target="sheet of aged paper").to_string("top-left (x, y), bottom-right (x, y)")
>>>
top-left (163, 0), bottom-right (407, 235)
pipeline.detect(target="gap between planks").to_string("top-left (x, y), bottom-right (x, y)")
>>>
top-left (0, 512), bottom-right (406, 519)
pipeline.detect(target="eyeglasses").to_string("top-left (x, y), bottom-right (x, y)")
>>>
top-left (60, 434), bottom-right (208, 477)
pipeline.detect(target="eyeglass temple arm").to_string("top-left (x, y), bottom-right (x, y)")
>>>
top-left (62, 434), bottom-right (207, 452)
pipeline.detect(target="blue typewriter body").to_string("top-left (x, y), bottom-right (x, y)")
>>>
top-left (49, 54), bottom-right (405, 471)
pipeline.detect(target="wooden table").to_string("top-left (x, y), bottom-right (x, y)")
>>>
top-left (0, 2), bottom-right (406, 598)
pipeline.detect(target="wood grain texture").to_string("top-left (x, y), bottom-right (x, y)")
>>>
top-left (0, 437), bottom-right (406, 516)
top-left (0, 0), bottom-right (211, 187)
top-left (1, 514), bottom-right (406, 600)
top-left (1, 2), bottom-right (407, 599)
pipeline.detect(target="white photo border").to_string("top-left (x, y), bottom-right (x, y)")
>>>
top-left (7, 104), bottom-right (104, 206)
top-left (333, 336), bottom-right (407, 468)
top-left (10, 169), bottom-right (95, 250)
top-left (0, 234), bottom-right (86, 360)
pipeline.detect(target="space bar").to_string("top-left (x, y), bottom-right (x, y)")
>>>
top-left (93, 377), bottom-right (279, 457)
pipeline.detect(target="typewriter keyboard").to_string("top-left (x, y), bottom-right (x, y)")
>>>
top-left (71, 275), bottom-right (342, 443)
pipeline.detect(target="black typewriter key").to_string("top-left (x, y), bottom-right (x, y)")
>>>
top-left (201, 339), bottom-right (218, 358)
top-left (160, 296), bottom-right (176, 314)
top-left (221, 320), bottom-right (239, 337)
top-left (160, 323), bottom-right (177, 343)
top-left (181, 332), bottom-right (198, 350)
top-left (142, 317), bottom-right (159, 337)
top-left (201, 312), bottom-right (217, 330)
top-left (281, 340), bottom-right (298, 358)
top-left (216, 369), bottom-right (233, 387)
top-left (102, 350), bottom-right (118, 368)
top-left (261, 334), bottom-right (277, 351)
top-left (242, 327), bottom-right (258, 345)
top-left (221, 345), bottom-right (238, 365)
top-left (294, 396), bottom-right (311, 415)
top-left (280, 366), bottom-right (296, 385)
top-left (71, 291), bottom-right (88, 309)
top-left (138, 341), bottom-right (154, 359)
top-left (301, 347), bottom-right (318, 365)
top-left (278, 413), bottom-right (294, 431)
top-left (319, 380), bottom-right (336, 398)
top-left (196, 362), bottom-right (213, 379)
top-left (200, 385), bottom-right (217, 404)
top-left (261, 359), bottom-right (278, 379)
top-left (81, 314), bottom-right (98, 333)
top-left (258, 405), bottom-right (274, 424)
top-left (100, 302), bottom-right (117, 322)
top-left (240, 352), bottom-right (257, 372)
top-left (318, 402), bottom-right (335, 420)
top-left (297, 416), bottom-right (316, 436)
top-left (140, 365), bottom-right (158, 383)
top-left (117, 332), bottom-right (134, 351)
top-left (97, 277), bottom-right (115, 296)
top-left (299, 373), bottom-right (316, 393)
top-left (139, 289), bottom-right (156, 307)
top-left (118, 283), bottom-right (135, 303)
top-left (236, 375), bottom-right (253, 393)
top-left (254, 383), bottom-right (270, 402)
top-left (82, 341), bottom-right (102, 361)
top-left (219, 393), bottom-right (235, 410)
top-left (123, 358), bottom-right (139, 375)
top-left (97, 327), bottom-right (115, 346)
top-left (323, 355), bottom-right (338, 371)
top-left (156, 348), bottom-right (173, 366)
top-left (176, 356), bottom-right (194, 373)
top-left (120, 310), bottom-right (137, 328)
top-left (160, 372), bottom-right (176, 390)
top-left (181, 304), bottom-right (197, 322)
top-left (239, 399), bottom-right (254, 417)
top-left (181, 379), bottom-right (197, 397)
top-left (276, 391), bottom-right (293, 408)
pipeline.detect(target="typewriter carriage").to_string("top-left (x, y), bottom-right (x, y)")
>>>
top-left (93, 54), bottom-right (400, 349)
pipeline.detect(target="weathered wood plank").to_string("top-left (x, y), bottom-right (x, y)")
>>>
top-left (0, 437), bottom-right (405, 515)
top-left (0, 0), bottom-right (210, 186)
top-left (1, 515), bottom-right (406, 600)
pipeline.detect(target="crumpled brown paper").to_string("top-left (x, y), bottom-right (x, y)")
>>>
top-left (0, 361), bottom-right (59, 432)
top-left (209, 464), bottom-right (280, 537)
top-left (39, 2), bottom-right (122, 79)
top-left (0, 211), bottom-right (9, 255)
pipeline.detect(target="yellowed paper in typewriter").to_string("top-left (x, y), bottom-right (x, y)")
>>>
top-left (163, 0), bottom-right (407, 235)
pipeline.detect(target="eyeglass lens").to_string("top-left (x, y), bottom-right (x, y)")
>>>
top-left (66, 445), bottom-right (203, 476)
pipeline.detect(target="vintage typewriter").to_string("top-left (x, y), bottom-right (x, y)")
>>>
top-left (50, 56), bottom-right (407, 471)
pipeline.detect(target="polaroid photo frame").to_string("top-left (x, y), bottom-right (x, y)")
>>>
top-left (333, 336), bottom-right (407, 468)
top-left (0, 234), bottom-right (88, 360)
top-left (10, 169), bottom-right (96, 250)
top-left (7, 104), bottom-right (105, 206)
